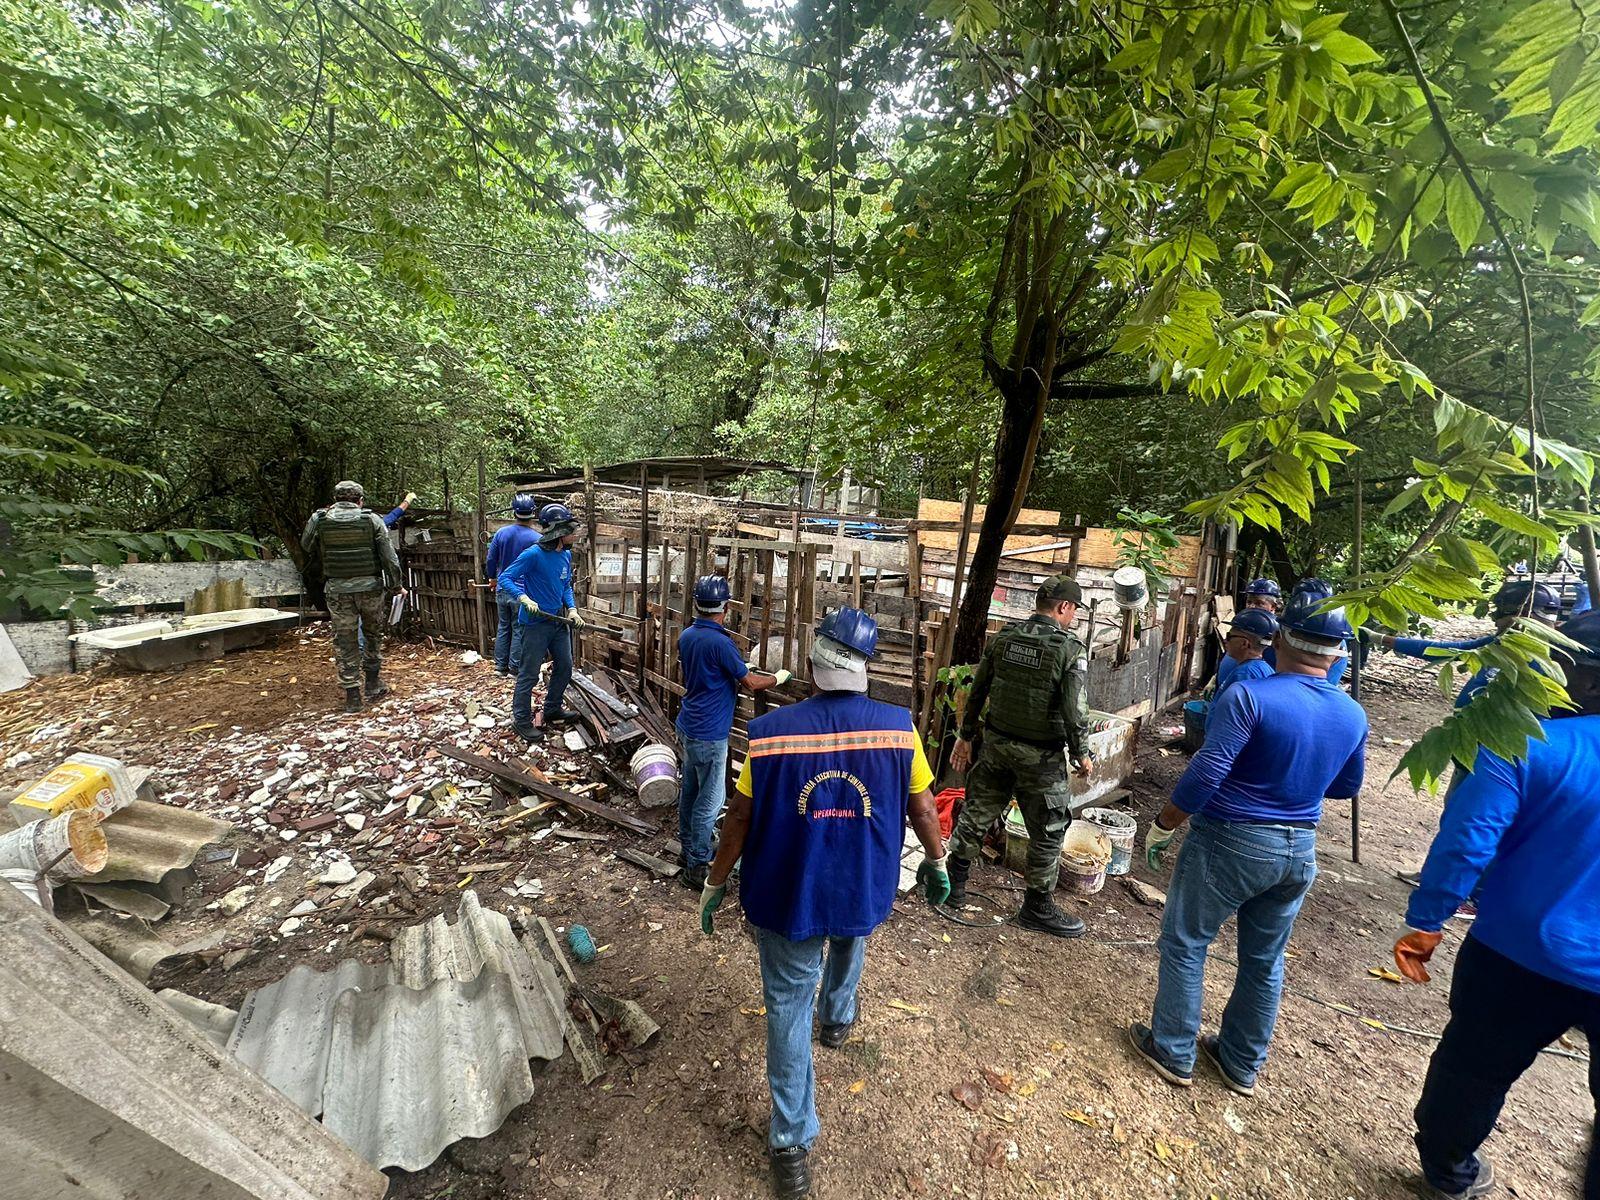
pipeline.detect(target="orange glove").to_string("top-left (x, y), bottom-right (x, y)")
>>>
top-left (1394, 929), bottom-right (1445, 983)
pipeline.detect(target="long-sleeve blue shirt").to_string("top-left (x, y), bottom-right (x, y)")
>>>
top-left (496, 542), bottom-right (574, 623)
top-left (1263, 645), bottom-right (1349, 685)
top-left (1173, 674), bottom-right (1368, 824)
top-left (1407, 716), bottom-right (1600, 994)
top-left (485, 522), bottom-right (541, 581)
top-left (1207, 655), bottom-right (1273, 729)
top-left (1390, 634), bottom-right (1496, 707)
top-left (382, 506), bottom-right (406, 529)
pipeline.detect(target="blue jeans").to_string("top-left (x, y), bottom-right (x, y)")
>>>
top-left (676, 735), bottom-right (728, 871)
top-left (493, 590), bottom-right (528, 673)
top-left (1150, 814), bottom-right (1318, 1083)
top-left (512, 616), bottom-right (573, 730)
top-left (756, 928), bottom-right (867, 1150)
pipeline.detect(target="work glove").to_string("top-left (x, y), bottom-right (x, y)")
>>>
top-left (402, 491), bottom-right (417, 506)
top-left (519, 596), bottom-right (540, 615)
top-left (1144, 819), bottom-right (1178, 871)
top-left (567, 607), bottom-right (585, 627)
top-left (915, 854), bottom-right (950, 906)
top-left (773, 668), bottom-right (792, 685)
top-left (699, 880), bottom-right (727, 936)
top-left (1394, 927), bottom-right (1445, 983)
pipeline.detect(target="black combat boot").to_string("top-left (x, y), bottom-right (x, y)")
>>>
top-left (343, 687), bottom-right (363, 713)
top-left (1015, 888), bottom-right (1085, 938)
top-left (365, 668), bottom-right (389, 700)
top-left (769, 1146), bottom-right (812, 1198)
top-left (945, 855), bottom-right (972, 907)
top-left (546, 707), bottom-right (582, 723)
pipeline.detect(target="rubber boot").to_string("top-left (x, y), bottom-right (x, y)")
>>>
top-left (343, 687), bottom-right (363, 714)
top-left (769, 1146), bottom-right (812, 1198)
top-left (945, 855), bottom-right (972, 907)
top-left (365, 668), bottom-right (389, 701)
top-left (1014, 887), bottom-right (1085, 938)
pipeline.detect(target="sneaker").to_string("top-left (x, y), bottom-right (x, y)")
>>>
top-left (1198, 1034), bottom-right (1256, 1097)
top-left (769, 1146), bottom-right (812, 1198)
top-left (1420, 1155), bottom-right (1496, 1199)
top-left (819, 1020), bottom-right (853, 1049)
top-left (1127, 1022), bottom-right (1192, 1087)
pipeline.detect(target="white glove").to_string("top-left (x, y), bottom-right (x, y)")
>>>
top-left (519, 596), bottom-right (540, 615)
top-left (773, 668), bottom-right (792, 685)
top-left (567, 607), bottom-right (585, 627)
top-left (1145, 819), bottom-right (1179, 871)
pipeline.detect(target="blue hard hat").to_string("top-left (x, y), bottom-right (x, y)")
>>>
top-left (1492, 579), bottom-right (1559, 618)
top-left (512, 493), bottom-right (538, 518)
top-left (1293, 577), bottom-right (1335, 599)
top-left (1280, 588), bottom-right (1354, 645)
top-left (1558, 610), bottom-right (1600, 663)
top-left (539, 502), bottom-right (574, 526)
top-left (1227, 608), bottom-right (1279, 640)
top-left (1245, 578), bottom-right (1282, 599)
top-left (817, 606), bottom-right (879, 659)
top-left (693, 574), bottom-right (731, 610)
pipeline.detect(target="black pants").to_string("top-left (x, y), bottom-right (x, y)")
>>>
top-left (1415, 935), bottom-right (1600, 1196)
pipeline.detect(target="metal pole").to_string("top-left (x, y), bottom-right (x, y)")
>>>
top-left (1350, 457), bottom-right (1363, 865)
top-left (1576, 494), bottom-right (1600, 604)
top-left (471, 451), bottom-right (489, 660)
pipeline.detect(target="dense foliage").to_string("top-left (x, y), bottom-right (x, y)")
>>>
top-left (3, 0), bottom-right (1599, 782)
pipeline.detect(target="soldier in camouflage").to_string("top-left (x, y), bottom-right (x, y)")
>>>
top-left (947, 574), bottom-right (1095, 938)
top-left (301, 480), bottom-right (405, 713)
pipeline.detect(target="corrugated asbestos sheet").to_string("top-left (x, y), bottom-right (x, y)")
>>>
top-left (228, 891), bottom-right (565, 1169)
top-left (322, 971), bottom-right (538, 1171)
top-left (82, 799), bottom-right (231, 884)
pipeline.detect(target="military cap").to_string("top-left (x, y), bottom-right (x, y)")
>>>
top-left (1037, 575), bottom-right (1083, 606)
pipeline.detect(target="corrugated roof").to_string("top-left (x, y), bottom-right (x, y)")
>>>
top-left (321, 971), bottom-right (537, 1171)
top-left (83, 799), bottom-right (231, 884)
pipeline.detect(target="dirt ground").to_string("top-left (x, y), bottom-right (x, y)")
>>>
top-left (2, 622), bottom-right (1592, 1200)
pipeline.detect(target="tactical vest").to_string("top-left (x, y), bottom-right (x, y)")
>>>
top-left (983, 616), bottom-right (1081, 745)
top-left (315, 504), bottom-right (380, 580)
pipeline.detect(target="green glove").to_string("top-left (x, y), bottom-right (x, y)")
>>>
top-left (699, 880), bottom-right (727, 936)
top-left (1145, 819), bottom-right (1178, 871)
top-left (566, 606), bottom-right (585, 628)
top-left (916, 855), bottom-right (950, 906)
top-left (773, 668), bottom-right (793, 686)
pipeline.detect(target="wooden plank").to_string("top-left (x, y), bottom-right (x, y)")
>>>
top-left (435, 744), bottom-right (655, 836)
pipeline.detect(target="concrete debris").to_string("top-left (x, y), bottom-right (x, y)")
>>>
top-left (265, 854), bottom-right (294, 884)
top-left (278, 917), bottom-right (304, 936)
top-left (219, 884), bottom-right (256, 914)
top-left (319, 859), bottom-right (358, 886)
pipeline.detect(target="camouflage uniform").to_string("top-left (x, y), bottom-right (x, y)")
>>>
top-left (301, 499), bottom-right (401, 689)
top-left (950, 603), bottom-right (1092, 892)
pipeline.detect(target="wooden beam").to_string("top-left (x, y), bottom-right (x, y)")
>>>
top-left (435, 744), bottom-right (654, 835)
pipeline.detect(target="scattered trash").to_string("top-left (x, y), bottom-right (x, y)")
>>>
top-left (460, 651), bottom-right (483, 666)
top-left (567, 924), bottom-right (598, 963)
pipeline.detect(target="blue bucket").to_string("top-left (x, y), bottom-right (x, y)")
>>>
top-left (1183, 700), bottom-right (1208, 750)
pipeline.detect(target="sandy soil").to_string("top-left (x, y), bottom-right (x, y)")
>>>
top-left (2, 621), bottom-right (1591, 1200)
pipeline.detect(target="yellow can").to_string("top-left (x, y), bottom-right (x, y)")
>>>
top-left (10, 753), bottom-right (133, 823)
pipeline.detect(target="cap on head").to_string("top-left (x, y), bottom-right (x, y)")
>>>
top-left (333, 480), bottom-right (364, 502)
top-left (1492, 579), bottom-right (1560, 619)
top-left (693, 574), bottom-right (731, 613)
top-left (1227, 608), bottom-right (1279, 642)
top-left (1245, 577), bottom-right (1282, 600)
top-left (1279, 588), bottom-right (1354, 658)
top-left (1037, 574), bottom-right (1083, 608)
top-left (511, 493), bottom-right (538, 518)
top-left (812, 608), bottom-right (877, 693)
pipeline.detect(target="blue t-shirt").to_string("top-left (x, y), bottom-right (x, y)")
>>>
top-left (1209, 655), bottom-right (1273, 729)
top-left (675, 619), bottom-right (749, 741)
top-left (1263, 645), bottom-right (1348, 685)
top-left (738, 692), bottom-right (926, 940)
top-left (1173, 674), bottom-right (1368, 824)
top-left (1407, 717), bottom-right (1600, 994)
top-left (485, 522), bottom-right (541, 580)
top-left (496, 542), bottom-right (575, 622)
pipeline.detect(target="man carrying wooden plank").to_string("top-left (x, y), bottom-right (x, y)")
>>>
top-left (674, 574), bottom-right (787, 889)
top-left (697, 607), bottom-right (948, 1198)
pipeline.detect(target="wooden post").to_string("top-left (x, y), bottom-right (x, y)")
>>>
top-left (636, 464), bottom-right (649, 690)
top-left (799, 544), bottom-right (818, 677)
top-left (758, 549), bottom-right (775, 671)
top-left (1576, 493), bottom-right (1600, 603)
top-left (584, 464), bottom-right (599, 592)
top-left (851, 550), bottom-right (862, 608)
top-left (1067, 514), bottom-right (1083, 577)
top-left (908, 530), bottom-right (924, 716)
top-left (918, 454), bottom-right (981, 739)
top-left (471, 451), bottom-right (489, 659)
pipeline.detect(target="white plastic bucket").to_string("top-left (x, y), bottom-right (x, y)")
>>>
top-left (630, 743), bottom-right (679, 808)
top-left (0, 809), bottom-right (108, 881)
top-left (1112, 565), bottom-right (1148, 609)
top-left (1081, 808), bottom-right (1137, 876)
top-left (1059, 824), bottom-right (1112, 895)
top-left (1, 866), bottom-right (48, 909)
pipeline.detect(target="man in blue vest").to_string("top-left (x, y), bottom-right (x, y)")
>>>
top-left (1133, 589), bottom-right (1368, 1095)
top-left (496, 503), bottom-right (584, 743)
top-left (1207, 608), bottom-right (1278, 730)
top-left (698, 607), bottom-right (949, 1199)
top-left (484, 494), bottom-right (543, 676)
top-left (675, 574), bottom-right (789, 889)
top-left (1394, 609), bottom-right (1600, 1200)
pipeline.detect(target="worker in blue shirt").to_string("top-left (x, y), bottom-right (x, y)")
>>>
top-left (484, 494), bottom-right (543, 676)
top-left (698, 608), bottom-right (949, 1200)
top-left (380, 491), bottom-right (417, 530)
top-left (1370, 579), bottom-right (1560, 708)
top-left (1394, 608), bottom-right (1600, 1200)
top-left (1262, 578), bottom-right (1349, 685)
top-left (1242, 577), bottom-right (1282, 616)
top-left (1206, 608), bottom-right (1278, 730)
top-left (496, 503), bottom-right (583, 743)
top-left (675, 574), bottom-right (789, 889)
top-left (1132, 590), bottom-right (1368, 1095)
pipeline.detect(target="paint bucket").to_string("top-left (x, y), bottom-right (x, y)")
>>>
top-left (1059, 824), bottom-right (1111, 895)
top-left (1112, 566), bottom-right (1148, 609)
top-left (1183, 700), bottom-right (1208, 750)
top-left (1082, 807), bottom-right (1137, 876)
top-left (630, 743), bottom-right (679, 808)
top-left (0, 808), bottom-right (108, 881)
